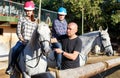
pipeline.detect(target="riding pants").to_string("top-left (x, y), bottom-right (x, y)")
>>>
top-left (52, 42), bottom-right (62, 69)
top-left (10, 41), bottom-right (26, 66)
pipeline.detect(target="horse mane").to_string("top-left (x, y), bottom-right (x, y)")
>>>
top-left (29, 27), bottom-right (39, 48)
top-left (81, 31), bottom-right (100, 37)
top-left (79, 30), bottom-right (102, 55)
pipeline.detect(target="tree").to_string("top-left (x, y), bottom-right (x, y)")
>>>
top-left (40, 0), bottom-right (120, 40)
top-left (63, 0), bottom-right (104, 34)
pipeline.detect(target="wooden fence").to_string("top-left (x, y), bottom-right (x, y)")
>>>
top-left (32, 57), bottom-right (120, 78)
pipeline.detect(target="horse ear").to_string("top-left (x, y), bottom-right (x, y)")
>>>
top-left (45, 16), bottom-right (51, 26)
top-left (99, 26), bottom-right (103, 31)
top-left (105, 27), bottom-right (108, 32)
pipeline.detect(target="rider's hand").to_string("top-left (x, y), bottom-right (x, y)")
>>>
top-left (54, 48), bottom-right (63, 54)
top-left (51, 38), bottom-right (58, 43)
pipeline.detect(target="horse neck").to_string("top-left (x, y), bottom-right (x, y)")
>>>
top-left (93, 35), bottom-right (103, 49)
top-left (80, 31), bottom-right (100, 56)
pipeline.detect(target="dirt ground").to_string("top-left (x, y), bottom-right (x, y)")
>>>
top-left (0, 54), bottom-right (120, 78)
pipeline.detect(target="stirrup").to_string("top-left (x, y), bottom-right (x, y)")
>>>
top-left (5, 66), bottom-right (14, 75)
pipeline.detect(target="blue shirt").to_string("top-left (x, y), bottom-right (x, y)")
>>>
top-left (52, 18), bottom-right (67, 38)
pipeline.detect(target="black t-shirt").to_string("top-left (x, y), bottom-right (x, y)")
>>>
top-left (58, 35), bottom-right (82, 69)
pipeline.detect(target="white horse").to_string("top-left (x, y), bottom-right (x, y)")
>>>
top-left (9, 22), bottom-right (52, 78)
top-left (79, 28), bottom-right (114, 66)
top-left (47, 28), bottom-right (114, 68)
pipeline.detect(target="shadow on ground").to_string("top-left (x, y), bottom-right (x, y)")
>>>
top-left (91, 65), bottom-right (120, 78)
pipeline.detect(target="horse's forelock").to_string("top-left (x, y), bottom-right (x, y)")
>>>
top-left (37, 22), bottom-right (50, 32)
top-left (37, 22), bottom-right (51, 39)
top-left (100, 30), bottom-right (110, 39)
top-left (29, 22), bottom-right (51, 46)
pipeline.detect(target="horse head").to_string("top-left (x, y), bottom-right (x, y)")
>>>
top-left (99, 27), bottom-right (114, 56)
top-left (78, 27), bottom-right (114, 66)
top-left (37, 22), bottom-right (52, 55)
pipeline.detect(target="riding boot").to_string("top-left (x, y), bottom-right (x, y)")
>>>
top-left (5, 49), bottom-right (16, 75)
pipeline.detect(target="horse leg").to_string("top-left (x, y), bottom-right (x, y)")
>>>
top-left (79, 53), bottom-right (87, 66)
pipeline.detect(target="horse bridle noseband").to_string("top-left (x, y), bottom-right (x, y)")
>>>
top-left (39, 39), bottom-right (51, 54)
top-left (99, 32), bottom-right (112, 50)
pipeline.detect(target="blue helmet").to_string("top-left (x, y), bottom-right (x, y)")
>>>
top-left (58, 7), bottom-right (67, 15)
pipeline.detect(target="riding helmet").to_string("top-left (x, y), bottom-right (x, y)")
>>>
top-left (58, 7), bottom-right (67, 15)
top-left (24, 1), bottom-right (35, 10)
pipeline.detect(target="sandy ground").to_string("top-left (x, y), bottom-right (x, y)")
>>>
top-left (0, 54), bottom-right (120, 78)
top-left (0, 60), bottom-right (9, 78)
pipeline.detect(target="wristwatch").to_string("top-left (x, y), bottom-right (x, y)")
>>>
top-left (62, 51), bottom-right (64, 55)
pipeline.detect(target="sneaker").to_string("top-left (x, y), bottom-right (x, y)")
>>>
top-left (5, 66), bottom-right (14, 75)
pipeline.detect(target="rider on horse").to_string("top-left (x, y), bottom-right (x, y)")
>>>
top-left (6, 1), bottom-right (37, 75)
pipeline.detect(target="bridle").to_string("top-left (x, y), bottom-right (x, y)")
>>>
top-left (39, 39), bottom-right (51, 55)
top-left (99, 32), bottom-right (112, 51)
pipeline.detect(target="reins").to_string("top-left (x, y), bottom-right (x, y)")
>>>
top-left (25, 52), bottom-right (42, 68)
top-left (99, 32), bottom-right (112, 51)
top-left (25, 39), bottom-right (51, 68)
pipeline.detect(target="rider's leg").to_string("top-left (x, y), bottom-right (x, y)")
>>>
top-left (6, 41), bottom-right (25, 75)
top-left (52, 42), bottom-right (62, 70)
top-left (12, 43), bottom-right (25, 65)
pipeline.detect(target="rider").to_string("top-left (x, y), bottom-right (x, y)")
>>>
top-left (5, 1), bottom-right (37, 75)
top-left (52, 7), bottom-right (67, 69)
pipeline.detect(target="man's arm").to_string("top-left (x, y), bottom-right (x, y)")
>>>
top-left (54, 48), bottom-right (79, 60)
top-left (54, 38), bottom-right (82, 60)
top-left (62, 51), bottom-right (79, 60)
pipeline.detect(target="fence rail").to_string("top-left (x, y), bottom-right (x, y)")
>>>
top-left (46, 57), bottom-right (120, 78)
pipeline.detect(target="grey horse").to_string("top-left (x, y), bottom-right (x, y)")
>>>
top-left (9, 22), bottom-right (52, 78)
top-left (47, 27), bottom-right (113, 68)
top-left (79, 28), bottom-right (113, 66)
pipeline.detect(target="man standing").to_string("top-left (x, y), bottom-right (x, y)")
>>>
top-left (52, 22), bottom-right (82, 70)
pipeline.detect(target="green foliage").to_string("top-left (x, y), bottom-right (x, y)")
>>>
top-left (111, 13), bottom-right (120, 24)
top-left (64, 0), bottom-right (104, 33)
top-left (34, 0), bottom-right (50, 7)
top-left (37, 0), bottom-right (120, 40)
